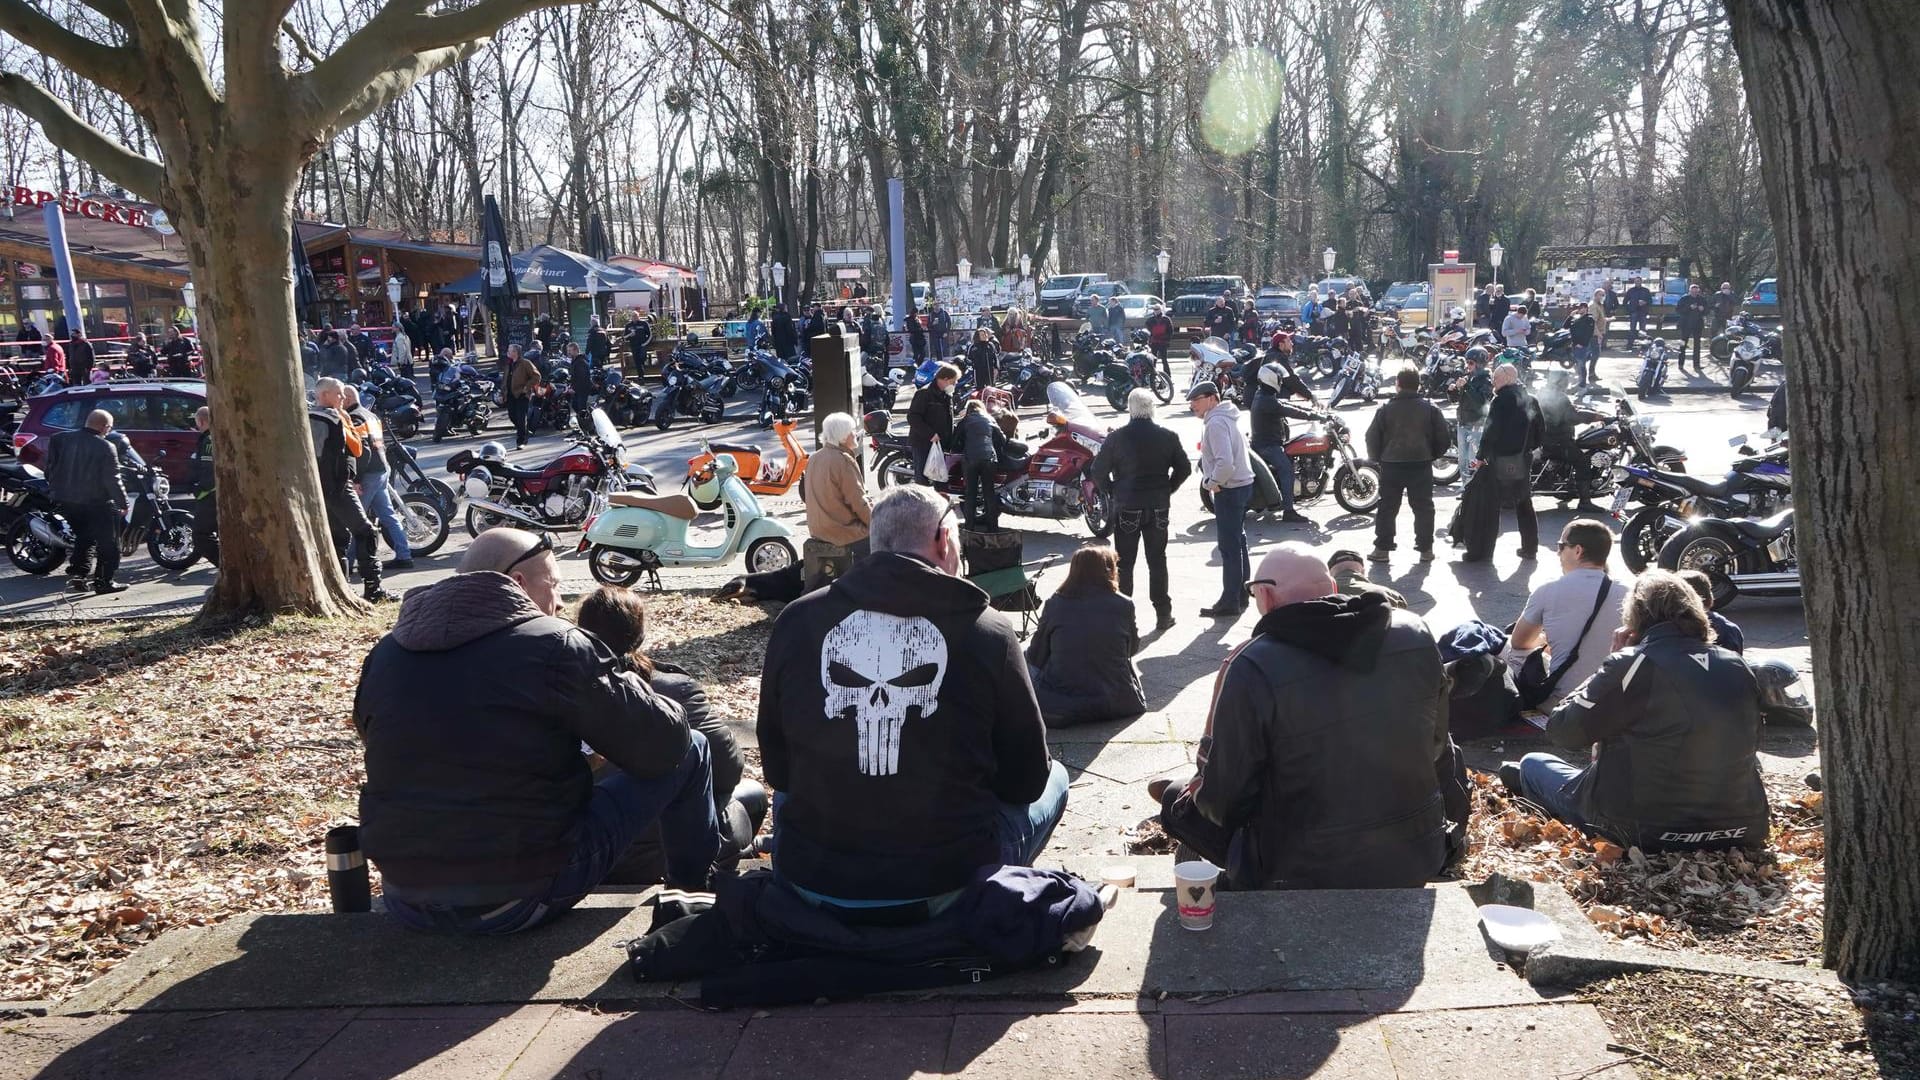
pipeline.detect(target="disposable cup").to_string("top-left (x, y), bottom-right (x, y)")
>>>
top-left (1173, 859), bottom-right (1220, 931)
top-left (1101, 865), bottom-right (1137, 889)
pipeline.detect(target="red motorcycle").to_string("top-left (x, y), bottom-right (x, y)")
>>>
top-left (867, 409), bottom-right (1114, 537)
top-left (446, 412), bottom-right (655, 537)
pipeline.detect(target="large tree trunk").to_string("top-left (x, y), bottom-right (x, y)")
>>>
top-left (1725, 0), bottom-right (1920, 982)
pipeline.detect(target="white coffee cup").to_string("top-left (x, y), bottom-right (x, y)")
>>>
top-left (1101, 865), bottom-right (1137, 889)
top-left (1173, 859), bottom-right (1221, 931)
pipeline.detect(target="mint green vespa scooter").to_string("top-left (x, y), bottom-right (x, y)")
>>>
top-left (578, 451), bottom-right (796, 588)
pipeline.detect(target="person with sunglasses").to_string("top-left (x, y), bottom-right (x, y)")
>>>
top-left (352, 527), bottom-right (723, 935)
top-left (1148, 542), bottom-right (1452, 890)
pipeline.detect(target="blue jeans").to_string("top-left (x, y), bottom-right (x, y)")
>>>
top-left (1211, 482), bottom-right (1255, 610)
top-left (1254, 445), bottom-right (1295, 512)
top-left (1518, 752), bottom-right (1590, 831)
top-left (1457, 423), bottom-right (1484, 482)
top-left (384, 732), bottom-right (721, 934)
top-left (359, 478), bottom-right (412, 561)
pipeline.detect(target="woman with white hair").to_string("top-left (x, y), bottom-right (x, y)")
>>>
top-left (1452, 363), bottom-right (1538, 561)
top-left (804, 411), bottom-right (872, 555)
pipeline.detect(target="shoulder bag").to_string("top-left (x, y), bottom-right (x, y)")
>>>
top-left (1516, 576), bottom-right (1614, 708)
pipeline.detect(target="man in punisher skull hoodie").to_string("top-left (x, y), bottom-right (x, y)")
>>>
top-left (758, 485), bottom-right (1065, 908)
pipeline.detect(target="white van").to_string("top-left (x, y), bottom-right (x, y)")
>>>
top-left (1039, 272), bottom-right (1110, 316)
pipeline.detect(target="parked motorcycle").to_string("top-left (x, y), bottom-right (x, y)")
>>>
top-left (685, 418), bottom-right (810, 509)
top-left (749, 349), bottom-right (811, 429)
top-left (1101, 333), bottom-right (1173, 411)
top-left (579, 452), bottom-right (798, 588)
top-left (870, 408), bottom-right (1115, 537)
top-left (431, 366), bottom-right (495, 441)
top-left (11, 451), bottom-right (200, 574)
top-left (1531, 396), bottom-right (1687, 505)
top-left (861, 368), bottom-right (903, 415)
top-left (999, 352), bottom-right (1071, 407)
top-left (1069, 330), bottom-right (1111, 382)
top-left (1612, 434), bottom-right (1791, 572)
top-left (651, 349), bottom-right (728, 430)
top-left (596, 367), bottom-right (654, 428)
top-left (1725, 317), bottom-right (1782, 395)
top-left (1278, 411), bottom-right (1381, 514)
top-left (1188, 337), bottom-right (1247, 403)
top-left (358, 366), bottom-right (423, 440)
top-left (448, 410), bottom-right (651, 536)
top-left (1325, 347), bottom-right (1380, 409)
top-left (1658, 508), bottom-right (1799, 610)
top-left (386, 434), bottom-right (459, 519)
top-left (1635, 336), bottom-right (1671, 399)
top-left (1, 460), bottom-right (64, 574)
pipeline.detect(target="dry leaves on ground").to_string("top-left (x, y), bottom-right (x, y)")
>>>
top-left (1461, 769), bottom-right (1827, 964)
top-left (0, 592), bottom-right (777, 1002)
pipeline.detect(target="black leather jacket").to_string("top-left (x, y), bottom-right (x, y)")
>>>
top-left (1546, 622), bottom-right (1770, 852)
top-left (1365, 391), bottom-right (1452, 464)
top-left (1176, 594), bottom-right (1450, 889)
top-left (42, 427), bottom-right (128, 508)
top-left (1090, 416), bottom-right (1191, 510)
top-left (1249, 383), bottom-right (1315, 449)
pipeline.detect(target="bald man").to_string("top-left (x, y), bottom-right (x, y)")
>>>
top-left (42, 408), bottom-right (130, 594)
top-left (1152, 542), bottom-right (1451, 889)
top-left (353, 528), bottom-right (722, 934)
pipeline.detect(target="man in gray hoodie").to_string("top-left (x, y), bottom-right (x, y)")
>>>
top-left (1190, 381), bottom-right (1256, 618)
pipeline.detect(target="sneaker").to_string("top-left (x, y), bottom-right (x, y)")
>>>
top-left (1154, 612), bottom-right (1177, 632)
top-left (1367, 549), bottom-right (1391, 563)
top-left (363, 588), bottom-right (401, 604)
top-left (1497, 762), bottom-right (1524, 797)
top-left (383, 559), bottom-right (415, 571)
top-left (93, 581), bottom-right (129, 595)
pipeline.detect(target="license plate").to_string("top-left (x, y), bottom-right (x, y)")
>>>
top-left (1609, 488), bottom-right (1630, 513)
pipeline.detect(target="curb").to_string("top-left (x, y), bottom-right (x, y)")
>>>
top-left (1524, 938), bottom-right (1839, 990)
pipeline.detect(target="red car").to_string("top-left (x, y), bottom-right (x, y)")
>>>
top-left (11, 380), bottom-right (207, 485)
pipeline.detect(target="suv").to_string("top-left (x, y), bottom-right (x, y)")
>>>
top-left (1170, 294), bottom-right (1228, 331)
top-left (1313, 277), bottom-right (1371, 303)
top-left (1038, 272), bottom-right (1110, 316)
top-left (1375, 282), bottom-right (1424, 312)
top-left (1177, 275), bottom-right (1249, 301)
top-left (12, 380), bottom-right (207, 485)
top-left (1072, 281), bottom-right (1127, 317)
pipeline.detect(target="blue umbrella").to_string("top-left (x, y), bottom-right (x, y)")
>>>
top-left (446, 244), bottom-right (651, 294)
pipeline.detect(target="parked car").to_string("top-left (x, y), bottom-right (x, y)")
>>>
top-left (1745, 278), bottom-right (1780, 318)
top-left (10, 380), bottom-right (206, 486)
top-left (1253, 289), bottom-right (1301, 320)
top-left (1176, 274), bottom-right (1249, 301)
top-left (1038, 272), bottom-right (1110, 316)
top-left (1072, 281), bottom-right (1127, 317)
top-left (1375, 282), bottom-right (1425, 313)
top-left (1107, 293), bottom-right (1165, 331)
top-left (1313, 277), bottom-right (1372, 303)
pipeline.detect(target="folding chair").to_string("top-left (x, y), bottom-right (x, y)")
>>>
top-left (968, 554), bottom-right (1060, 640)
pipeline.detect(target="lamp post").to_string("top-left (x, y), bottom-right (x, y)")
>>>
top-left (666, 268), bottom-right (682, 331)
top-left (1156, 249), bottom-right (1170, 303)
top-left (695, 265), bottom-right (708, 318)
top-left (181, 281), bottom-right (195, 327)
top-left (758, 260), bottom-right (771, 299)
top-left (585, 269), bottom-right (600, 324)
top-left (1489, 242), bottom-right (1505, 289)
top-left (385, 275), bottom-right (402, 326)
top-left (771, 261), bottom-right (786, 308)
top-left (1322, 246), bottom-right (1336, 278)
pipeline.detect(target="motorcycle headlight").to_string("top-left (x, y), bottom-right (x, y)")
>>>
top-left (464, 466), bottom-right (493, 500)
top-left (152, 474), bottom-right (171, 499)
top-left (1611, 466), bottom-right (1630, 484)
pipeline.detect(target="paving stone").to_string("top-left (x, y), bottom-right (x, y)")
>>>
top-left (1163, 1012), bottom-right (1394, 1079)
top-left (1156, 989), bottom-right (1367, 1014)
top-left (24, 1009), bottom-right (357, 1080)
top-left (947, 1011), bottom-right (1162, 1077)
top-left (0, 1014), bottom-right (123, 1080)
top-left (1051, 740), bottom-right (1192, 785)
top-left (290, 1005), bottom-right (558, 1079)
top-left (507, 1008), bottom-right (747, 1080)
top-left (719, 1014), bottom-right (952, 1079)
top-left (1376, 1003), bottom-right (1638, 1079)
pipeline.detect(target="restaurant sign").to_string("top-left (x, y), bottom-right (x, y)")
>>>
top-left (9, 187), bottom-right (154, 228)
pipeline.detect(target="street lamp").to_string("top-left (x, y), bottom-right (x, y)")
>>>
top-left (666, 268), bottom-right (682, 330)
top-left (957, 257), bottom-right (971, 282)
top-left (1019, 253), bottom-right (1031, 279)
top-left (1489, 242), bottom-right (1505, 289)
top-left (1155, 249), bottom-right (1170, 302)
top-left (758, 261), bottom-right (771, 297)
top-left (771, 261), bottom-right (786, 308)
top-left (1322, 247), bottom-right (1336, 276)
top-left (181, 281), bottom-right (195, 326)
top-left (385, 275), bottom-right (402, 327)
top-left (585, 269), bottom-right (600, 322)
top-left (695, 265), bottom-right (708, 318)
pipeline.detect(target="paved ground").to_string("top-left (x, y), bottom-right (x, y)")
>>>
top-left (0, 342), bottom-right (1800, 1077)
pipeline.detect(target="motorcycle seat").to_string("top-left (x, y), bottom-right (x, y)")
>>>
top-left (492, 462), bottom-right (548, 481)
top-left (1734, 510), bottom-right (1794, 540)
top-left (608, 490), bottom-right (698, 520)
top-left (711, 441), bottom-right (763, 455)
top-left (1664, 471), bottom-right (1735, 499)
top-left (0, 461), bottom-right (44, 482)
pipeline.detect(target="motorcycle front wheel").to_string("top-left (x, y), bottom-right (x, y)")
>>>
top-left (745, 536), bottom-right (798, 574)
top-left (1082, 487), bottom-right (1114, 539)
top-left (588, 544), bottom-right (646, 588)
top-left (1151, 371), bottom-right (1174, 405)
top-left (1729, 363), bottom-right (1754, 395)
top-left (1332, 462), bottom-right (1382, 514)
top-left (147, 510), bottom-right (200, 571)
top-left (5, 514), bottom-right (65, 575)
top-left (1316, 352), bottom-right (1340, 378)
top-left (399, 493), bottom-right (450, 557)
top-left (1104, 382), bottom-right (1129, 413)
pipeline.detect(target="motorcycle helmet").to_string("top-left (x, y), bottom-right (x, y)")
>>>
top-left (1447, 305), bottom-right (1466, 322)
top-left (1750, 658), bottom-right (1814, 725)
top-left (1257, 362), bottom-right (1287, 393)
top-left (1464, 345), bottom-right (1490, 366)
top-left (478, 441), bottom-right (508, 463)
top-left (349, 367), bottom-right (368, 385)
top-left (1131, 328), bottom-right (1150, 344)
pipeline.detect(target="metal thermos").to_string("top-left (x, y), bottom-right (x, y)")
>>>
top-left (325, 825), bottom-right (371, 913)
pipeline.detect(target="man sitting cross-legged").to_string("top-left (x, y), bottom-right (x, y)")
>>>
top-left (1150, 542), bottom-right (1452, 889)
top-left (353, 527), bottom-right (722, 933)
top-left (758, 485), bottom-right (1068, 920)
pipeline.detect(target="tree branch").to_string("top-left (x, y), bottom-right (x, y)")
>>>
top-left (0, 0), bottom-right (140, 94)
top-left (281, 19), bottom-right (322, 68)
top-left (327, 42), bottom-right (473, 136)
top-left (0, 71), bottom-right (164, 198)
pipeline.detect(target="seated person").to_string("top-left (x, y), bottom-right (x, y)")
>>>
top-left (1678, 569), bottom-right (1743, 653)
top-left (758, 485), bottom-right (1068, 917)
top-left (1150, 543), bottom-right (1451, 889)
top-left (575, 587), bottom-right (763, 859)
top-left (1502, 570), bottom-right (1769, 852)
top-left (1326, 548), bottom-right (1407, 608)
top-left (1026, 544), bottom-right (1148, 727)
top-left (353, 529), bottom-right (721, 934)
top-left (1508, 519), bottom-right (1622, 705)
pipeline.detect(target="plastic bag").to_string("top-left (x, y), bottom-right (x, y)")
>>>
top-left (924, 438), bottom-right (950, 484)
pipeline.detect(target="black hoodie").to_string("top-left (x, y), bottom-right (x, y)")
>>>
top-left (758, 553), bottom-right (1053, 901)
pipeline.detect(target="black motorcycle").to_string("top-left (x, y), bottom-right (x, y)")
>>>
top-left (1098, 336), bottom-right (1173, 411)
top-left (651, 350), bottom-right (727, 430)
top-left (359, 368), bottom-right (423, 440)
top-left (2, 460), bottom-right (64, 574)
top-left (6, 454), bottom-right (199, 574)
top-left (596, 368), bottom-right (654, 428)
top-left (431, 373), bottom-right (495, 441)
top-left (387, 435), bottom-right (459, 520)
top-left (1611, 437), bottom-right (1791, 573)
top-left (1531, 395), bottom-right (1687, 505)
top-left (1658, 508), bottom-right (1799, 610)
top-left (998, 352), bottom-right (1069, 407)
top-left (1068, 331), bottom-right (1110, 382)
top-left (752, 350), bottom-right (812, 428)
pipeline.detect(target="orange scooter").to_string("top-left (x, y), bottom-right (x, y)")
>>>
top-left (684, 417), bottom-right (810, 509)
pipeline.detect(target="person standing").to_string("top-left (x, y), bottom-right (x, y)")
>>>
top-left (1486, 285), bottom-right (1512, 341)
top-left (344, 384), bottom-right (413, 572)
top-left (1144, 303), bottom-right (1174, 375)
top-left (1712, 281), bottom-right (1739, 335)
top-left (1365, 366), bottom-right (1453, 563)
top-left (1564, 302), bottom-right (1598, 386)
top-left (1088, 294), bottom-right (1111, 340)
top-left (965, 327), bottom-right (998, 391)
top-left (906, 309), bottom-right (927, 365)
top-left (1623, 279), bottom-right (1653, 344)
top-left (1453, 347), bottom-right (1493, 483)
top-left (1590, 286), bottom-right (1611, 351)
top-left (566, 342), bottom-right (595, 432)
top-left (501, 343), bottom-right (537, 452)
top-left (803, 412), bottom-right (872, 556)
top-left (906, 363), bottom-right (958, 486)
top-left (1466, 363), bottom-right (1539, 561)
top-left (161, 324), bottom-right (198, 377)
top-left (1204, 295), bottom-right (1237, 341)
top-left (1190, 381), bottom-right (1256, 619)
top-left (586, 317), bottom-right (613, 374)
top-left (928, 300), bottom-right (952, 363)
top-left (190, 406), bottom-right (218, 565)
top-left (1346, 302), bottom-right (1372, 356)
top-left (1500, 305), bottom-right (1532, 352)
top-left (312, 378), bottom-right (394, 602)
top-left (1674, 284), bottom-right (1711, 374)
top-left (623, 313), bottom-right (654, 376)
top-left (126, 332), bottom-right (157, 378)
top-left (42, 409), bottom-right (129, 595)
top-left (1091, 388), bottom-right (1191, 631)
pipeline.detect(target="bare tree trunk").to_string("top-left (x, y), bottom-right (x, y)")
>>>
top-left (1726, 0), bottom-right (1920, 983)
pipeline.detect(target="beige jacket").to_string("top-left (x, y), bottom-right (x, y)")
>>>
top-left (805, 443), bottom-right (871, 546)
top-left (508, 355), bottom-right (542, 398)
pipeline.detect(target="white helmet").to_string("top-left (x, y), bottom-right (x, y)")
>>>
top-left (1258, 362), bottom-right (1286, 393)
top-left (1448, 306), bottom-right (1466, 322)
top-left (478, 441), bottom-right (507, 463)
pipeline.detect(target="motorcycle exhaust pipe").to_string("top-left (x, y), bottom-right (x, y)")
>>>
top-left (466, 498), bottom-right (560, 531)
top-left (27, 514), bottom-right (69, 549)
top-left (1725, 572), bottom-right (1800, 588)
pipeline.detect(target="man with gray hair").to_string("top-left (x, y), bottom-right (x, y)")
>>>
top-left (758, 485), bottom-right (1066, 914)
top-left (1150, 542), bottom-right (1452, 889)
top-left (1091, 387), bottom-right (1191, 631)
top-left (353, 527), bottom-right (721, 933)
top-left (312, 377), bottom-right (393, 601)
top-left (42, 408), bottom-right (129, 594)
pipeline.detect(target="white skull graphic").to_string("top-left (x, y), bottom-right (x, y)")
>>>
top-left (820, 610), bottom-right (948, 777)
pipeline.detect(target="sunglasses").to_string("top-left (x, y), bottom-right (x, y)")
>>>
top-left (506, 531), bottom-right (556, 573)
top-left (1555, 540), bottom-right (1578, 552)
top-left (1244, 578), bottom-right (1275, 598)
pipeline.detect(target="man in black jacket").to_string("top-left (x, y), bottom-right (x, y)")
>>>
top-left (189, 406), bottom-right (218, 565)
top-left (928, 300), bottom-right (952, 362)
top-left (1250, 360), bottom-right (1316, 525)
top-left (161, 324), bottom-right (198, 377)
top-left (758, 486), bottom-right (1066, 910)
top-left (770, 304), bottom-right (800, 360)
top-left (1365, 366), bottom-right (1453, 563)
top-left (1091, 388), bottom-right (1192, 631)
top-left (1152, 544), bottom-right (1450, 889)
top-left (586, 316), bottom-right (613, 373)
top-left (42, 409), bottom-right (129, 594)
top-left (1461, 364), bottom-right (1540, 560)
top-left (566, 342), bottom-right (595, 432)
top-left (1623, 279), bottom-right (1653, 343)
top-left (1203, 295), bottom-right (1236, 341)
top-left (356, 528), bottom-right (721, 933)
top-left (1673, 284), bottom-right (1711, 374)
top-left (312, 378), bottom-right (394, 602)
